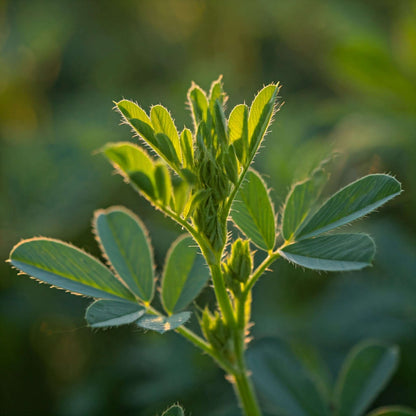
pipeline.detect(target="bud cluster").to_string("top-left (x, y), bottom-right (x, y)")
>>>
top-left (222, 238), bottom-right (253, 295)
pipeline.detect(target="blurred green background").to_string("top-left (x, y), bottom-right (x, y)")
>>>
top-left (1, 0), bottom-right (415, 415)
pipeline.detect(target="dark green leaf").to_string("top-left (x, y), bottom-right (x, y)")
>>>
top-left (161, 404), bottom-right (185, 416)
top-left (247, 338), bottom-right (330, 416)
top-left (85, 299), bottom-right (145, 328)
top-left (282, 168), bottom-right (329, 241)
top-left (334, 341), bottom-right (399, 416)
top-left (180, 128), bottom-right (194, 169)
top-left (161, 235), bottom-right (210, 314)
top-left (231, 170), bottom-right (275, 251)
top-left (9, 238), bottom-right (135, 301)
top-left (136, 311), bottom-right (191, 333)
top-left (154, 162), bottom-right (173, 206)
top-left (93, 207), bottom-right (154, 302)
top-left (296, 174), bottom-right (402, 240)
top-left (213, 99), bottom-right (228, 147)
top-left (280, 234), bottom-right (375, 271)
top-left (366, 407), bottom-right (416, 416)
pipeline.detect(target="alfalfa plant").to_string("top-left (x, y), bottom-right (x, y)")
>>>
top-left (9, 77), bottom-right (411, 416)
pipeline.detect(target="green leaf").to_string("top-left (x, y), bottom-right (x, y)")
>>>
top-left (228, 103), bottom-right (249, 164)
top-left (366, 407), bottom-right (416, 416)
top-left (154, 162), bottom-right (173, 206)
top-left (161, 404), bottom-right (185, 416)
top-left (187, 83), bottom-right (209, 127)
top-left (213, 99), bottom-right (228, 146)
top-left (102, 142), bottom-right (156, 199)
top-left (93, 207), bottom-right (154, 302)
top-left (116, 99), bottom-right (152, 125)
top-left (248, 84), bottom-right (279, 156)
top-left (247, 338), bottom-right (330, 416)
top-left (150, 105), bottom-right (181, 162)
top-left (231, 170), bottom-right (275, 251)
top-left (161, 235), bottom-right (210, 314)
top-left (282, 167), bottom-right (329, 241)
top-left (280, 234), bottom-right (375, 272)
top-left (334, 341), bottom-right (399, 416)
top-left (85, 299), bottom-right (145, 328)
top-left (136, 311), bottom-right (191, 333)
top-left (9, 238), bottom-right (135, 301)
top-left (296, 174), bottom-right (402, 240)
top-left (180, 128), bottom-right (194, 169)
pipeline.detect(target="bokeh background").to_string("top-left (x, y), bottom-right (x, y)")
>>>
top-left (1, 0), bottom-right (415, 415)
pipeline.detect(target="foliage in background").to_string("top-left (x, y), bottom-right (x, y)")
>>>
top-left (1, 1), bottom-right (415, 415)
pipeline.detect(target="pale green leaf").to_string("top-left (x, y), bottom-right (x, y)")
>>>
top-left (180, 128), bottom-right (194, 169)
top-left (280, 233), bottom-right (375, 271)
top-left (334, 341), bottom-right (399, 416)
top-left (366, 407), bottom-right (416, 416)
top-left (228, 103), bottom-right (249, 164)
top-left (162, 404), bottom-right (185, 416)
top-left (282, 168), bottom-right (329, 241)
top-left (296, 174), bottom-right (402, 240)
top-left (116, 99), bottom-right (151, 125)
top-left (102, 142), bottom-right (156, 199)
top-left (93, 207), bottom-right (154, 302)
top-left (231, 170), bottom-right (275, 251)
top-left (162, 235), bottom-right (210, 314)
top-left (136, 311), bottom-right (191, 333)
top-left (150, 105), bottom-right (181, 161)
top-left (85, 299), bottom-right (145, 328)
top-left (248, 84), bottom-right (279, 156)
top-left (247, 338), bottom-right (330, 416)
top-left (9, 238), bottom-right (135, 301)
top-left (187, 83), bottom-right (209, 127)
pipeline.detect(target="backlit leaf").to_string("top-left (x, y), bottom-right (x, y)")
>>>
top-left (334, 341), bottom-right (399, 416)
top-left (296, 174), bottom-right (402, 240)
top-left (162, 404), bottom-right (185, 416)
top-left (247, 338), bottom-right (330, 416)
top-left (187, 83), bottom-right (209, 127)
top-left (102, 142), bottom-right (156, 199)
top-left (93, 207), bottom-right (154, 302)
top-left (280, 234), bottom-right (375, 272)
top-left (228, 104), bottom-right (249, 164)
top-left (282, 167), bottom-right (329, 241)
top-left (150, 105), bottom-right (181, 161)
top-left (85, 299), bottom-right (145, 328)
top-left (9, 238), bottom-right (135, 301)
top-left (366, 407), bottom-right (416, 416)
top-left (162, 235), bottom-right (210, 314)
top-left (231, 170), bottom-right (275, 251)
top-left (154, 162), bottom-right (173, 206)
top-left (248, 84), bottom-right (279, 157)
top-left (136, 311), bottom-right (191, 333)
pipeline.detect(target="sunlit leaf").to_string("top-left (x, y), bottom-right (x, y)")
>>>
top-left (102, 142), bottom-right (156, 199)
top-left (93, 207), bottom-right (154, 302)
top-left (9, 238), bottom-right (135, 301)
top-left (366, 407), bottom-right (416, 416)
top-left (247, 338), bottom-right (330, 416)
top-left (150, 105), bottom-right (181, 161)
top-left (136, 311), bottom-right (191, 333)
top-left (248, 84), bottom-right (279, 157)
top-left (296, 174), bottom-right (402, 240)
top-left (334, 341), bottom-right (399, 416)
top-left (85, 299), bottom-right (145, 328)
top-left (162, 404), bottom-right (185, 416)
top-left (231, 170), bottom-right (275, 251)
top-left (187, 83), bottom-right (209, 127)
top-left (162, 235), bottom-right (210, 314)
top-left (280, 234), bottom-right (375, 271)
top-left (180, 128), bottom-right (194, 169)
top-left (228, 104), bottom-right (249, 164)
top-left (213, 99), bottom-right (228, 147)
top-left (282, 167), bottom-right (329, 241)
